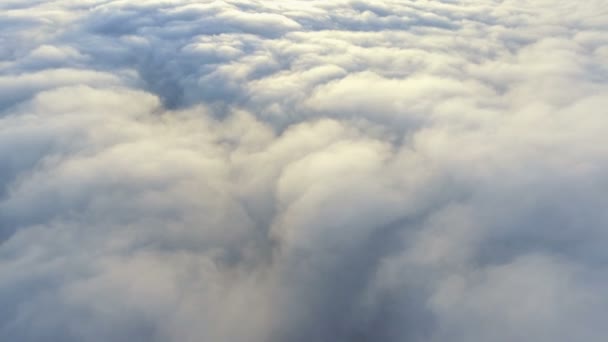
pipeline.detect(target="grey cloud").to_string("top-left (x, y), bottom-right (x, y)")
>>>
top-left (1, 1), bottom-right (608, 341)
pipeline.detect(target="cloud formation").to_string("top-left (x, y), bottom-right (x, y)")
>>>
top-left (1, 1), bottom-right (608, 341)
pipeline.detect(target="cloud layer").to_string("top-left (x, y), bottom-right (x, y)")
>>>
top-left (1, 1), bottom-right (608, 341)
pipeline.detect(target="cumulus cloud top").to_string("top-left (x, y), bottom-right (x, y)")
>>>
top-left (1, 1), bottom-right (608, 341)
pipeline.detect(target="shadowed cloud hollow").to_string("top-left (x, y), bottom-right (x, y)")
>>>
top-left (1, 1), bottom-right (608, 341)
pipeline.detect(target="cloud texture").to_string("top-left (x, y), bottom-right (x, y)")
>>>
top-left (1, 0), bottom-right (608, 341)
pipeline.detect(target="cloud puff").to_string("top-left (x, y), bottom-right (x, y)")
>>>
top-left (1, 1), bottom-right (608, 341)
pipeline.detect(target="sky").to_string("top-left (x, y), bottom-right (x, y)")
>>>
top-left (1, 0), bottom-right (608, 341)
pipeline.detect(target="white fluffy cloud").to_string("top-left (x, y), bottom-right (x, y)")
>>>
top-left (1, 1), bottom-right (608, 341)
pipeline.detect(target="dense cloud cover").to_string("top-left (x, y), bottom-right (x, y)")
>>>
top-left (1, 0), bottom-right (608, 341)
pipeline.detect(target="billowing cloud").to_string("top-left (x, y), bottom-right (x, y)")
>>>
top-left (1, 1), bottom-right (608, 341)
